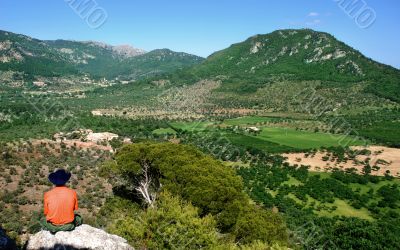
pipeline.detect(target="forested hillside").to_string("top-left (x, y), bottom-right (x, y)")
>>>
top-left (0, 30), bottom-right (204, 80)
top-left (160, 29), bottom-right (400, 105)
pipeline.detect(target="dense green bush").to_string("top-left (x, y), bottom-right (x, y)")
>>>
top-left (234, 205), bottom-right (288, 245)
top-left (102, 142), bottom-right (289, 246)
top-left (105, 192), bottom-right (218, 249)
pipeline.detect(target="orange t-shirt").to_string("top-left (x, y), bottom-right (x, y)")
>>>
top-left (44, 186), bottom-right (78, 225)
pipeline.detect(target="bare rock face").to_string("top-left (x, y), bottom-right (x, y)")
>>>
top-left (112, 45), bottom-right (146, 58)
top-left (26, 224), bottom-right (134, 250)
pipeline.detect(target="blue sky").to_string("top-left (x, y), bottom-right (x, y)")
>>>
top-left (1, 0), bottom-right (399, 68)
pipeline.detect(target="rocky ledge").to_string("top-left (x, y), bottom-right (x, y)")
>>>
top-left (26, 224), bottom-right (133, 250)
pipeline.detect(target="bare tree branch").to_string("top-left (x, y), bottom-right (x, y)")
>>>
top-left (134, 160), bottom-right (157, 207)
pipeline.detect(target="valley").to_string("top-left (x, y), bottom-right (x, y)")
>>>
top-left (1, 28), bottom-right (399, 249)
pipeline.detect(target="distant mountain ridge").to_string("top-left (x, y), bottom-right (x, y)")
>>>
top-left (47, 39), bottom-right (147, 59)
top-left (0, 30), bottom-right (204, 80)
top-left (1, 29), bottom-right (399, 104)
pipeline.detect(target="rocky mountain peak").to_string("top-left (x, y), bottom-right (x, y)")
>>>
top-left (112, 44), bottom-right (146, 58)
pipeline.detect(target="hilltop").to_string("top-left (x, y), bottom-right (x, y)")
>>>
top-left (146, 29), bottom-right (398, 116)
top-left (191, 29), bottom-right (399, 101)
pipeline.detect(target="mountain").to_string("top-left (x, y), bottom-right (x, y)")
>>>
top-left (1, 28), bottom-right (399, 109)
top-left (0, 31), bottom-right (79, 77)
top-left (104, 48), bottom-right (205, 80)
top-left (0, 30), bottom-right (204, 81)
top-left (166, 29), bottom-right (399, 106)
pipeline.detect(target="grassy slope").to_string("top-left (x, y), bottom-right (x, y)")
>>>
top-left (257, 127), bottom-right (366, 149)
top-left (224, 132), bottom-right (295, 153)
top-left (169, 121), bottom-right (214, 132)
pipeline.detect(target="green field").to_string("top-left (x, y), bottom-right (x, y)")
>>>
top-left (316, 199), bottom-right (373, 220)
top-left (282, 176), bottom-right (303, 186)
top-left (349, 178), bottom-right (400, 194)
top-left (256, 127), bottom-right (366, 149)
top-left (224, 132), bottom-right (295, 153)
top-left (170, 119), bottom-right (367, 152)
top-left (284, 193), bottom-right (373, 220)
top-left (223, 116), bottom-right (278, 126)
top-left (169, 121), bottom-right (214, 132)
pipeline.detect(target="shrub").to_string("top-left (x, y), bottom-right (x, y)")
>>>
top-left (105, 192), bottom-right (218, 249)
top-left (234, 204), bottom-right (288, 245)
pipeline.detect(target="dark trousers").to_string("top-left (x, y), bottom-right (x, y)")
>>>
top-left (40, 214), bottom-right (83, 234)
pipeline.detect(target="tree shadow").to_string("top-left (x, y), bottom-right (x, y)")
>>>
top-left (112, 185), bottom-right (142, 204)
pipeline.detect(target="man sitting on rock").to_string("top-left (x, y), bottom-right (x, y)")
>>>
top-left (40, 169), bottom-right (82, 234)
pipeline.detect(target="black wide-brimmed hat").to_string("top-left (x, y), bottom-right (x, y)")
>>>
top-left (48, 169), bottom-right (71, 186)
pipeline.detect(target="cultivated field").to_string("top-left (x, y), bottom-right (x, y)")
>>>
top-left (283, 146), bottom-right (400, 177)
top-left (169, 117), bottom-right (366, 151)
top-left (257, 127), bottom-right (366, 149)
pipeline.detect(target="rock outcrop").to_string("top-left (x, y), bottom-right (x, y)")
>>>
top-left (26, 224), bottom-right (133, 250)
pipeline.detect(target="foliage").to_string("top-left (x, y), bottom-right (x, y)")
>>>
top-left (238, 160), bottom-right (400, 249)
top-left (106, 142), bottom-right (246, 230)
top-left (234, 205), bottom-right (288, 245)
top-left (104, 193), bottom-right (218, 249)
top-left (100, 193), bottom-right (289, 250)
top-left (103, 142), bottom-right (289, 246)
top-left (343, 108), bottom-right (400, 147)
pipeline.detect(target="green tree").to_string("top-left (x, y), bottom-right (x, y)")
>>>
top-left (102, 142), bottom-right (289, 245)
top-left (104, 142), bottom-right (247, 231)
top-left (234, 205), bottom-right (288, 245)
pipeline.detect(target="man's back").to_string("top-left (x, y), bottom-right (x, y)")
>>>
top-left (44, 186), bottom-right (78, 225)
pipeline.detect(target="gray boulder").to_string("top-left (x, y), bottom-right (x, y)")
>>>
top-left (26, 224), bottom-right (134, 250)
